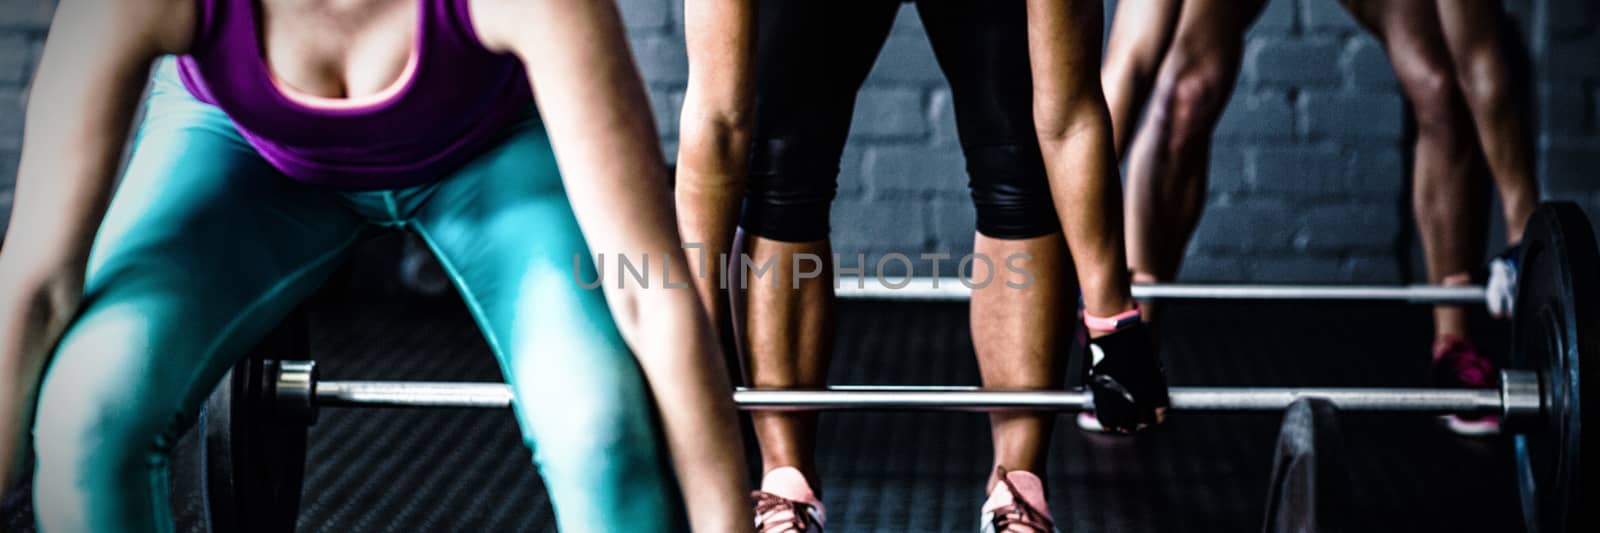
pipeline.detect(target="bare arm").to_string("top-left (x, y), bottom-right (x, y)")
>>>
top-left (1027, 0), bottom-right (1137, 317)
top-left (0, 0), bottom-right (190, 491)
top-left (473, 1), bottom-right (750, 530)
top-left (676, 0), bottom-right (755, 340)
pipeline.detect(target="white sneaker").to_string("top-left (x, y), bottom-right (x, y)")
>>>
top-left (979, 467), bottom-right (1058, 533)
top-left (1075, 412), bottom-right (1109, 433)
top-left (753, 467), bottom-right (825, 532)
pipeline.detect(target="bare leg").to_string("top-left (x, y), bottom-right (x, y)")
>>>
top-left (1343, 0), bottom-right (1485, 342)
top-left (909, 0), bottom-right (1088, 490)
top-left (734, 235), bottom-right (835, 487)
top-left (971, 234), bottom-right (1075, 487)
top-left (732, 0), bottom-right (902, 496)
top-left (1102, 0), bottom-right (1184, 156)
top-left (1434, 0), bottom-right (1538, 242)
top-left (1121, 0), bottom-right (1265, 319)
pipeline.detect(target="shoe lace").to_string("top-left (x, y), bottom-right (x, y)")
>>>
top-left (753, 491), bottom-right (819, 532)
top-left (989, 504), bottom-right (1053, 532)
top-left (987, 476), bottom-right (1054, 533)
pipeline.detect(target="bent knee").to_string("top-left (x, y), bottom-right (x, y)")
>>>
top-left (739, 137), bottom-right (843, 243)
top-left (1150, 56), bottom-right (1235, 140)
top-left (1455, 53), bottom-right (1512, 111)
top-left (1394, 61), bottom-right (1473, 139)
top-left (35, 310), bottom-right (186, 475)
top-left (519, 389), bottom-right (663, 471)
top-left (966, 144), bottom-right (1062, 239)
top-left (505, 334), bottom-right (660, 467)
top-left (34, 382), bottom-right (174, 485)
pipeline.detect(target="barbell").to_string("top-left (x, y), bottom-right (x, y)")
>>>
top-left (199, 202), bottom-right (1597, 533)
top-left (835, 278), bottom-right (1490, 304)
top-left (301, 369), bottom-right (1531, 418)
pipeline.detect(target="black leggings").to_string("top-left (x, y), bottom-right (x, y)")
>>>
top-left (740, 0), bottom-right (1060, 242)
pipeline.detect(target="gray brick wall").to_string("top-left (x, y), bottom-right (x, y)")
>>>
top-left (1197, 3), bottom-right (1407, 283)
top-left (1536, 0), bottom-right (1600, 233)
top-left (0, 0), bottom-right (1597, 286)
top-left (630, 0), bottom-right (1598, 282)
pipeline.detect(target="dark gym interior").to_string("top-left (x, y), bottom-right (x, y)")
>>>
top-left (1, 245), bottom-right (1526, 530)
top-left (1, 0), bottom-right (1598, 531)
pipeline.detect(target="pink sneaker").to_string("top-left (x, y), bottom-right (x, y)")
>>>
top-left (752, 467), bottom-right (825, 532)
top-left (979, 467), bottom-right (1058, 533)
top-left (1430, 336), bottom-right (1500, 436)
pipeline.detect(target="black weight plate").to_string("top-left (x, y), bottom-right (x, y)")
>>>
top-left (1510, 202), bottom-right (1598, 533)
top-left (201, 311), bottom-right (312, 533)
top-left (201, 355), bottom-right (249, 531)
top-left (1262, 398), bottom-right (1358, 533)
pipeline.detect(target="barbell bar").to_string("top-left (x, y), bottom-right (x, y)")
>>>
top-left (205, 202), bottom-right (1596, 533)
top-left (833, 277), bottom-right (1489, 304)
top-left (296, 365), bottom-right (1537, 421)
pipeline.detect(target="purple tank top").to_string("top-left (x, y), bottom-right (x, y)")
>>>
top-left (177, 0), bottom-right (534, 189)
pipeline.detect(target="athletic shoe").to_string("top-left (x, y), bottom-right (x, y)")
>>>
top-left (753, 467), bottom-right (825, 532)
top-left (1075, 412), bottom-right (1109, 433)
top-left (1430, 336), bottom-right (1501, 436)
top-left (979, 467), bottom-right (1058, 533)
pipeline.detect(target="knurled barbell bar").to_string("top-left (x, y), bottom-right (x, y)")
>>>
top-left (835, 279), bottom-right (1489, 304)
top-left (200, 202), bottom-right (1597, 533)
top-left (294, 366), bottom-right (1534, 420)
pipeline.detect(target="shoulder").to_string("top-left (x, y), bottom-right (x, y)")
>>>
top-left (55, 0), bottom-right (197, 55)
top-left (461, 0), bottom-right (524, 53)
top-left (466, 0), bottom-right (628, 54)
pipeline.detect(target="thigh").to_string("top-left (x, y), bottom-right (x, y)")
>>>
top-left (1164, 0), bottom-right (1267, 67)
top-left (408, 116), bottom-right (643, 419)
top-left (1340, 0), bottom-right (1457, 103)
top-left (37, 61), bottom-right (365, 464)
top-left (409, 117), bottom-right (687, 530)
top-left (915, 0), bottom-right (1039, 147)
top-left (1432, 0), bottom-right (1507, 65)
top-left (1342, 0), bottom-right (1444, 46)
top-left (917, 1), bottom-right (1063, 237)
top-left (749, 0), bottom-right (900, 174)
top-left (1105, 0), bottom-right (1185, 69)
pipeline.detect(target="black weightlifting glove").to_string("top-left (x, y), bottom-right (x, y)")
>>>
top-left (1085, 322), bottom-right (1169, 433)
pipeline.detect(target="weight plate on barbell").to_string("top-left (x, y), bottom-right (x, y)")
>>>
top-left (201, 313), bottom-right (313, 533)
top-left (1510, 202), bottom-right (1598, 533)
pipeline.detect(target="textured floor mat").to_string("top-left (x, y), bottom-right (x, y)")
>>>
top-left (5, 295), bottom-right (1521, 532)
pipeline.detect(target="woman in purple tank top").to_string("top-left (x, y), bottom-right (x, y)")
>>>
top-left (0, 1), bottom-right (750, 531)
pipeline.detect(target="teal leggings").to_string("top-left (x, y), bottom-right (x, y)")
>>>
top-left (30, 61), bottom-right (687, 532)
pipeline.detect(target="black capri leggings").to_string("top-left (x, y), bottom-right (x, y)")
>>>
top-left (741, 0), bottom-right (1060, 243)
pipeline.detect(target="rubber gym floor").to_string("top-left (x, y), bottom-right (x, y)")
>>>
top-left (4, 292), bottom-right (1523, 532)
